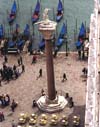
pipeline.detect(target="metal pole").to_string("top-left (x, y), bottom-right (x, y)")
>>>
top-left (85, 20), bottom-right (86, 38)
top-left (33, 24), bottom-right (34, 36)
top-left (17, 0), bottom-right (19, 10)
top-left (65, 37), bottom-right (68, 56)
top-left (62, 0), bottom-right (64, 10)
top-left (74, 29), bottom-right (76, 42)
top-left (65, 20), bottom-right (68, 56)
top-left (53, 7), bottom-right (55, 21)
top-left (75, 18), bottom-right (77, 40)
top-left (3, 19), bottom-right (5, 38)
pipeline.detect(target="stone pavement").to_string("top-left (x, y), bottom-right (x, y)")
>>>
top-left (0, 52), bottom-right (87, 127)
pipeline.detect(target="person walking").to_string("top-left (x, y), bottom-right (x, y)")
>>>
top-left (31, 55), bottom-right (37, 64)
top-left (78, 49), bottom-right (81, 60)
top-left (4, 55), bottom-right (8, 63)
top-left (62, 73), bottom-right (67, 82)
top-left (0, 79), bottom-right (2, 86)
top-left (41, 89), bottom-right (45, 96)
top-left (11, 120), bottom-right (17, 127)
top-left (11, 99), bottom-right (17, 112)
top-left (17, 58), bottom-right (20, 66)
top-left (37, 68), bottom-right (42, 80)
top-left (39, 68), bottom-right (42, 77)
top-left (13, 65), bottom-right (17, 71)
top-left (0, 112), bottom-right (5, 122)
top-left (19, 56), bottom-right (23, 65)
top-left (21, 64), bottom-right (25, 73)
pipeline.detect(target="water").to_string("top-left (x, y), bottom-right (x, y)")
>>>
top-left (0, 0), bottom-right (94, 51)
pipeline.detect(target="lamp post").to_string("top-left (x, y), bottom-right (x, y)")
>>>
top-left (36, 8), bottom-right (67, 112)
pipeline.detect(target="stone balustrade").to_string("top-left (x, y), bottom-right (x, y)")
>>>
top-left (85, 1), bottom-right (99, 126)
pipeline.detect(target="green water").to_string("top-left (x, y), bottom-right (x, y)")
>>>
top-left (0, 0), bottom-right (94, 50)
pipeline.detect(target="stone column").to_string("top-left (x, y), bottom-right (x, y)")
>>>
top-left (45, 39), bottom-right (56, 100)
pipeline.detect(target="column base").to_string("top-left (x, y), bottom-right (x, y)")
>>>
top-left (37, 95), bottom-right (67, 113)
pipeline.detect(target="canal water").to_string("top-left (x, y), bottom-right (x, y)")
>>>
top-left (0, 0), bottom-right (94, 50)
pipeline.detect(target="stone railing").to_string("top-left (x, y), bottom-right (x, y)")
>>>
top-left (85, 1), bottom-right (99, 127)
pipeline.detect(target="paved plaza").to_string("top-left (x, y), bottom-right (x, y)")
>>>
top-left (0, 52), bottom-right (87, 127)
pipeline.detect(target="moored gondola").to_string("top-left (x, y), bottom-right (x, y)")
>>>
top-left (38, 38), bottom-right (45, 51)
top-left (55, 23), bottom-right (67, 47)
top-left (31, 0), bottom-right (41, 24)
top-left (56, 0), bottom-right (63, 22)
top-left (0, 24), bottom-right (4, 39)
top-left (8, 1), bottom-right (17, 25)
top-left (75, 22), bottom-right (86, 49)
top-left (23, 24), bottom-right (30, 40)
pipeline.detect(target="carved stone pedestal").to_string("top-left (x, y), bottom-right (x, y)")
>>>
top-left (37, 95), bottom-right (67, 113)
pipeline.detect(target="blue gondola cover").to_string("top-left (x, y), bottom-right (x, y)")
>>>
top-left (56, 0), bottom-right (63, 22)
top-left (57, 0), bottom-right (63, 11)
top-left (32, 0), bottom-right (40, 23)
top-left (11, 1), bottom-right (17, 14)
top-left (56, 23), bottom-right (67, 47)
top-left (0, 25), bottom-right (4, 39)
top-left (39, 38), bottom-right (45, 50)
top-left (15, 24), bottom-right (20, 33)
top-left (78, 22), bottom-right (86, 39)
top-left (35, 0), bottom-right (40, 12)
top-left (8, 41), bottom-right (15, 48)
top-left (8, 1), bottom-right (17, 24)
top-left (24, 24), bottom-right (30, 36)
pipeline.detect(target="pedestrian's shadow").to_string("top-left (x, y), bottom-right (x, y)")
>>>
top-left (68, 105), bottom-right (85, 127)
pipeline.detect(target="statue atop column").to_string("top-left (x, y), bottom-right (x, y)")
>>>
top-left (43, 8), bottom-right (50, 21)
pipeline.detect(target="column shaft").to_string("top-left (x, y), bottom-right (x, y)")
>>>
top-left (45, 39), bottom-right (56, 100)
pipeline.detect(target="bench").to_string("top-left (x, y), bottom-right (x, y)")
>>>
top-left (7, 48), bottom-right (18, 54)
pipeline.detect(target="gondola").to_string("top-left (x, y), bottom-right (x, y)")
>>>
top-left (31, 0), bottom-right (40, 24)
top-left (38, 34), bottom-right (56, 51)
top-left (16, 39), bottom-right (25, 51)
top-left (15, 24), bottom-right (20, 34)
top-left (7, 40), bottom-right (18, 54)
top-left (38, 38), bottom-right (45, 51)
top-left (56, 0), bottom-right (63, 22)
top-left (8, 1), bottom-right (17, 24)
top-left (78, 22), bottom-right (86, 40)
top-left (0, 25), bottom-right (4, 39)
top-left (56, 23), bottom-right (67, 47)
top-left (23, 24), bottom-right (30, 36)
top-left (8, 40), bottom-right (16, 48)
top-left (75, 22), bottom-right (86, 49)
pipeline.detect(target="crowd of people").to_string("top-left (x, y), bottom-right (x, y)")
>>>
top-left (0, 111), bottom-right (5, 122)
top-left (0, 93), bottom-right (18, 123)
top-left (0, 55), bottom-right (25, 84)
top-left (0, 32), bottom-right (34, 55)
top-left (0, 94), bottom-right (10, 107)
